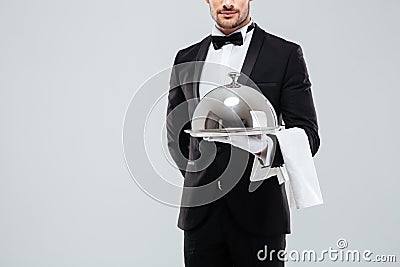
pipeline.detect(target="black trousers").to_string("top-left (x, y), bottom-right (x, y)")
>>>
top-left (184, 198), bottom-right (286, 267)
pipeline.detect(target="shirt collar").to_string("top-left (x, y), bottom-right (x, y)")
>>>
top-left (211, 18), bottom-right (254, 42)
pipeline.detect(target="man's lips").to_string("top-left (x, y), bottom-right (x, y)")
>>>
top-left (219, 11), bottom-right (238, 18)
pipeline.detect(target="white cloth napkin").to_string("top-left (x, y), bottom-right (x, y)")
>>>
top-left (250, 127), bottom-right (323, 209)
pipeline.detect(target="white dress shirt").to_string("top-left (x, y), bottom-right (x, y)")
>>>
top-left (199, 18), bottom-right (254, 99)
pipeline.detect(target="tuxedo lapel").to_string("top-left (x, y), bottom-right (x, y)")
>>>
top-left (238, 23), bottom-right (265, 85)
top-left (193, 35), bottom-right (212, 101)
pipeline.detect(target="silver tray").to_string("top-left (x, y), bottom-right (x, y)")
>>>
top-left (184, 126), bottom-right (283, 137)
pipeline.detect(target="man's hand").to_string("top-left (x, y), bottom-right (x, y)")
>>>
top-left (204, 134), bottom-right (275, 166)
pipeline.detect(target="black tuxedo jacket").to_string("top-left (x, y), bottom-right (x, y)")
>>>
top-left (166, 23), bottom-right (320, 236)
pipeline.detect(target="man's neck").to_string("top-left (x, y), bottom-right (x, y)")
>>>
top-left (215, 17), bottom-right (251, 35)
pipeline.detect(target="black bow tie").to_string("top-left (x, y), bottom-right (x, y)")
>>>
top-left (211, 22), bottom-right (255, 50)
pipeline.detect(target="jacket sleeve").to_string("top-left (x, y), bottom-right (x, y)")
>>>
top-left (166, 51), bottom-right (190, 178)
top-left (278, 44), bottom-right (320, 158)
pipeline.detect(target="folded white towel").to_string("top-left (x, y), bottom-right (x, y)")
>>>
top-left (276, 127), bottom-right (323, 209)
top-left (250, 127), bottom-right (323, 209)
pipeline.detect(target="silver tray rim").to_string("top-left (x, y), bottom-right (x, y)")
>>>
top-left (184, 126), bottom-right (283, 137)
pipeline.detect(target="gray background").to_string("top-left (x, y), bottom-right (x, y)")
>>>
top-left (1, 0), bottom-right (399, 266)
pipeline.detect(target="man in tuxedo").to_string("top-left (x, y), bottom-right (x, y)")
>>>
top-left (166, 0), bottom-right (320, 266)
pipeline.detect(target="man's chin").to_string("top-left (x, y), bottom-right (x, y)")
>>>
top-left (217, 20), bottom-right (240, 30)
